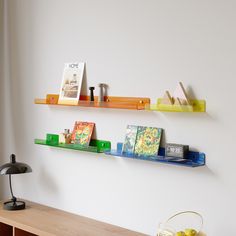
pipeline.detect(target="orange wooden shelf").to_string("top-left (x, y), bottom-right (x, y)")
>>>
top-left (34, 95), bottom-right (150, 110)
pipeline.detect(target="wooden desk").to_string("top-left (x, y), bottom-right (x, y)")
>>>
top-left (0, 200), bottom-right (147, 236)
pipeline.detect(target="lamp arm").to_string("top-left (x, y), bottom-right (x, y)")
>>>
top-left (9, 174), bottom-right (16, 203)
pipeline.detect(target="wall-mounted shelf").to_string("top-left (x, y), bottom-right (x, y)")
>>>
top-left (35, 95), bottom-right (150, 110)
top-left (145, 99), bottom-right (206, 112)
top-left (34, 139), bottom-right (111, 153)
top-left (105, 143), bottom-right (205, 167)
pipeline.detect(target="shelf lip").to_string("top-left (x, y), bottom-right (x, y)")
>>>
top-left (34, 139), bottom-right (111, 153)
top-left (34, 95), bottom-right (150, 110)
top-left (145, 99), bottom-right (206, 112)
top-left (105, 151), bottom-right (205, 167)
top-left (105, 144), bottom-right (205, 168)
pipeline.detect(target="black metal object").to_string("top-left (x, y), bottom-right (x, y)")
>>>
top-left (0, 154), bottom-right (32, 211)
top-left (165, 143), bottom-right (189, 158)
top-left (3, 174), bottom-right (26, 210)
top-left (89, 87), bottom-right (95, 101)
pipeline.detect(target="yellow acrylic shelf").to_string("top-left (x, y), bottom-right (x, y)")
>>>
top-left (145, 99), bottom-right (206, 112)
top-left (35, 95), bottom-right (150, 110)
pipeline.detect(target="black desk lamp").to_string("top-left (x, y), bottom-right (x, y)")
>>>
top-left (0, 154), bottom-right (32, 210)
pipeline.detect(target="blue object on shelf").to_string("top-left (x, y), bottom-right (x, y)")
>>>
top-left (105, 143), bottom-right (205, 167)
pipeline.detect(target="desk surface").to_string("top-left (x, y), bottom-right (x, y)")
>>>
top-left (0, 200), bottom-right (147, 236)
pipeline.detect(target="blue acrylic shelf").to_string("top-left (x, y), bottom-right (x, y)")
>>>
top-left (105, 143), bottom-right (205, 167)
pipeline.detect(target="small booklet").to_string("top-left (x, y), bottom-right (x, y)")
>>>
top-left (122, 125), bottom-right (138, 154)
top-left (58, 62), bottom-right (85, 105)
top-left (71, 121), bottom-right (95, 146)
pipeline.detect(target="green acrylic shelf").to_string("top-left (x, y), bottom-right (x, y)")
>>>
top-left (34, 139), bottom-right (111, 153)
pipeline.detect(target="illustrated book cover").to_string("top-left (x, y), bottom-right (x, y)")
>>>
top-left (58, 62), bottom-right (85, 105)
top-left (122, 125), bottom-right (138, 154)
top-left (71, 121), bottom-right (95, 146)
top-left (134, 126), bottom-right (162, 157)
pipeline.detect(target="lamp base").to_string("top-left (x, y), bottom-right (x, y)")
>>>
top-left (3, 200), bottom-right (25, 210)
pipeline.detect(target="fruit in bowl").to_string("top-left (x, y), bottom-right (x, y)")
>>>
top-left (176, 231), bottom-right (186, 236)
top-left (185, 229), bottom-right (197, 236)
top-left (175, 228), bottom-right (197, 236)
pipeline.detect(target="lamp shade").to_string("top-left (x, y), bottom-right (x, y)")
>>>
top-left (0, 154), bottom-right (32, 175)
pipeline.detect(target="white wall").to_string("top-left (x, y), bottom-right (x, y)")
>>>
top-left (0, 0), bottom-right (6, 200)
top-left (2, 0), bottom-right (236, 235)
top-left (0, 0), bottom-right (2, 200)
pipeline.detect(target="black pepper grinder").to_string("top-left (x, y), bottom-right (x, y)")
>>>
top-left (89, 87), bottom-right (95, 101)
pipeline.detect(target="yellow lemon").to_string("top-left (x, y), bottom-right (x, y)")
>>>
top-left (184, 228), bottom-right (197, 236)
top-left (176, 231), bottom-right (186, 236)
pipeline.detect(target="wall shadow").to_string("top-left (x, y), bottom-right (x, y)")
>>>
top-left (0, 0), bottom-right (5, 200)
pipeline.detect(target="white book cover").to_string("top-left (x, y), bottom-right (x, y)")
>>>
top-left (58, 62), bottom-right (85, 105)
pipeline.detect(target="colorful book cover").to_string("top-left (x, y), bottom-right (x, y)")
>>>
top-left (71, 121), bottom-right (95, 146)
top-left (122, 125), bottom-right (138, 154)
top-left (134, 126), bottom-right (162, 157)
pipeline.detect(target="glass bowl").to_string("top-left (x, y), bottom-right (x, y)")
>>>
top-left (157, 211), bottom-right (203, 236)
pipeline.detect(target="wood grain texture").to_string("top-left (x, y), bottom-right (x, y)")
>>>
top-left (0, 200), bottom-right (147, 236)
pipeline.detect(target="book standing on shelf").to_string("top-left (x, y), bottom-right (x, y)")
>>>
top-left (58, 62), bottom-right (85, 105)
top-left (122, 125), bottom-right (162, 158)
top-left (71, 121), bottom-right (95, 146)
top-left (134, 126), bottom-right (162, 157)
top-left (122, 125), bottom-right (138, 154)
